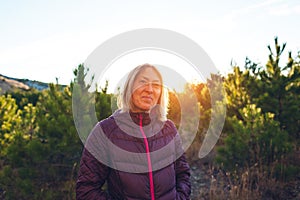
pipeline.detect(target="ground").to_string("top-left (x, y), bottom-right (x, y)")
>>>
top-left (189, 160), bottom-right (300, 200)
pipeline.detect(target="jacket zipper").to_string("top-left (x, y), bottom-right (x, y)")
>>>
top-left (139, 114), bottom-right (155, 200)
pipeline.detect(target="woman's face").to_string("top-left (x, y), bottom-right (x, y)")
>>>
top-left (131, 67), bottom-right (162, 112)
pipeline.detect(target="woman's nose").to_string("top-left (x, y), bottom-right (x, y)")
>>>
top-left (145, 83), bottom-right (153, 92)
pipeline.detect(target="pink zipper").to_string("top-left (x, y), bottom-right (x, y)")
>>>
top-left (139, 114), bottom-right (155, 200)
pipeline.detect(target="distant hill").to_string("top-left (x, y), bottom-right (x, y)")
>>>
top-left (0, 74), bottom-right (49, 94)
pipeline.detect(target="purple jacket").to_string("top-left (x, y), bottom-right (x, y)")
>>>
top-left (76, 110), bottom-right (191, 199)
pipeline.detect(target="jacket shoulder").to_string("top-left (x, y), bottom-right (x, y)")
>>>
top-left (97, 116), bottom-right (117, 137)
top-left (165, 119), bottom-right (177, 129)
top-left (163, 119), bottom-right (178, 136)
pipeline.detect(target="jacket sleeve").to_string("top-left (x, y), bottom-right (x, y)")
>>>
top-left (175, 152), bottom-right (191, 200)
top-left (170, 121), bottom-right (191, 200)
top-left (76, 123), bottom-right (112, 200)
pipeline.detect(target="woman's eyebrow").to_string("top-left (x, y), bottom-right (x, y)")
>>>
top-left (140, 76), bottom-right (161, 83)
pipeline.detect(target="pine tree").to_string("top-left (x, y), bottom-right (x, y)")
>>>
top-left (251, 37), bottom-right (300, 140)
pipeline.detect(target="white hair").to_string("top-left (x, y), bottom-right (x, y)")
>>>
top-left (118, 63), bottom-right (168, 121)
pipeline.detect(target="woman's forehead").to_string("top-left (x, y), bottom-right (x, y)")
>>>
top-left (136, 67), bottom-right (161, 82)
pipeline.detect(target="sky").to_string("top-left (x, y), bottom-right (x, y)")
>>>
top-left (1, 0), bottom-right (300, 91)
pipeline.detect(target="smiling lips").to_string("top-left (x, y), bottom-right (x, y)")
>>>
top-left (141, 96), bottom-right (153, 102)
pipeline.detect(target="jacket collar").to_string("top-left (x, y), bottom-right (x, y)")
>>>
top-left (112, 105), bottom-right (164, 137)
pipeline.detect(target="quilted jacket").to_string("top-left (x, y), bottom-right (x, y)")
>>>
top-left (76, 109), bottom-right (191, 200)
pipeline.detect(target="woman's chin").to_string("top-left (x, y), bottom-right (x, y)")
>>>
top-left (140, 105), bottom-right (153, 111)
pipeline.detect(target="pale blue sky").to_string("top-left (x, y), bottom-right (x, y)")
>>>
top-left (1, 0), bottom-right (300, 87)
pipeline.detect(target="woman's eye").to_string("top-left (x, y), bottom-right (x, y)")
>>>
top-left (153, 83), bottom-right (161, 88)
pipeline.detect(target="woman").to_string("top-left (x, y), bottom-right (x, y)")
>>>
top-left (76, 64), bottom-right (191, 199)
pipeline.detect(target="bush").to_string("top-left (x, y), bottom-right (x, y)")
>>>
top-left (216, 104), bottom-right (292, 172)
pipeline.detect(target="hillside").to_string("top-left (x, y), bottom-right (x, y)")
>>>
top-left (0, 74), bottom-right (49, 94)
